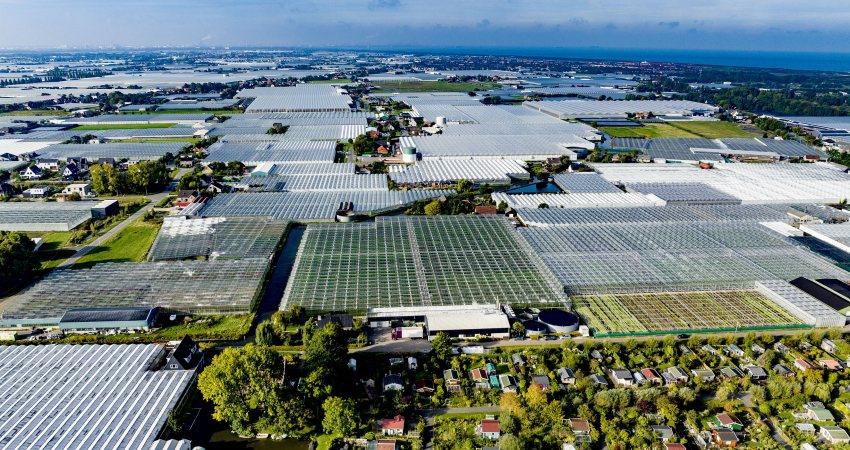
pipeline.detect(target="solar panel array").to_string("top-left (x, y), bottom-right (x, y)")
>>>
top-left (0, 201), bottom-right (94, 231)
top-left (148, 216), bottom-right (287, 261)
top-left (1, 258), bottom-right (269, 323)
top-left (282, 216), bottom-right (566, 312)
top-left (389, 159), bottom-right (528, 186)
top-left (0, 344), bottom-right (195, 450)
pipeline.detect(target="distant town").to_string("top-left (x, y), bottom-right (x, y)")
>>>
top-left (3, 48), bottom-right (850, 450)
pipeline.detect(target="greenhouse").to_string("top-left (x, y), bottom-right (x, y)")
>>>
top-left (0, 258), bottom-right (270, 325)
top-left (552, 173), bottom-right (622, 193)
top-left (491, 192), bottom-right (662, 209)
top-left (36, 142), bottom-right (183, 161)
top-left (0, 201), bottom-right (94, 231)
top-left (389, 159), bottom-right (528, 186)
top-left (204, 141), bottom-right (336, 165)
top-left (232, 173), bottom-right (388, 192)
top-left (626, 182), bottom-right (741, 205)
top-left (281, 216), bottom-right (567, 312)
top-left (199, 190), bottom-right (452, 221)
top-left (148, 216), bottom-right (287, 261)
top-left (573, 289), bottom-right (806, 337)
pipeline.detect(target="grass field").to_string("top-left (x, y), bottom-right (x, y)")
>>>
top-left (600, 123), bottom-right (700, 138)
top-left (33, 231), bottom-right (76, 271)
top-left (665, 121), bottom-right (757, 138)
top-left (371, 80), bottom-right (499, 93)
top-left (73, 123), bottom-right (177, 130)
top-left (111, 137), bottom-right (198, 143)
top-left (307, 78), bottom-right (351, 84)
top-left (73, 216), bottom-right (160, 268)
top-left (573, 290), bottom-right (805, 336)
top-left (601, 121), bottom-right (756, 139)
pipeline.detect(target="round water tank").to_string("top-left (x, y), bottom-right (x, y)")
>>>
top-left (538, 309), bottom-right (580, 333)
top-left (401, 146), bottom-right (417, 164)
top-left (523, 320), bottom-right (548, 336)
top-left (435, 116), bottom-right (447, 127)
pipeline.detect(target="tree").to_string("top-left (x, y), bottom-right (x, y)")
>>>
top-left (424, 200), bottom-right (442, 216)
top-left (538, 203), bottom-right (549, 209)
top-left (322, 396), bottom-right (358, 437)
top-left (197, 344), bottom-right (308, 436)
top-left (255, 321), bottom-right (276, 346)
top-left (456, 178), bottom-right (473, 194)
top-left (499, 433), bottom-right (523, 450)
top-left (497, 201), bottom-right (508, 214)
top-left (89, 163), bottom-right (120, 195)
top-left (431, 332), bottom-right (452, 364)
top-left (303, 321), bottom-right (348, 397)
top-left (0, 231), bottom-right (37, 285)
top-left (511, 321), bottom-right (525, 337)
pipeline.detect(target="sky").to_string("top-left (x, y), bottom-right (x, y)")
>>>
top-left (1, 0), bottom-right (849, 52)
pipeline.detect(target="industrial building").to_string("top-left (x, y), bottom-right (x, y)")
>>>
top-left (0, 200), bottom-right (117, 232)
top-left (58, 306), bottom-right (159, 331)
top-left (523, 100), bottom-right (718, 119)
top-left (239, 85), bottom-right (353, 113)
top-left (0, 343), bottom-right (197, 450)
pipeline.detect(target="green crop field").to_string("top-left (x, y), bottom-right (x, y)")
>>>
top-left (665, 121), bottom-right (758, 138)
top-left (600, 123), bottom-right (701, 138)
top-left (72, 123), bottom-right (177, 130)
top-left (74, 217), bottom-right (160, 269)
top-left (371, 80), bottom-right (499, 93)
top-left (0, 110), bottom-right (68, 117)
top-left (573, 290), bottom-right (805, 336)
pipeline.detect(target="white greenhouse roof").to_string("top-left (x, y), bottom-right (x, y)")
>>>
top-left (756, 280), bottom-right (847, 327)
top-left (552, 173), bottom-right (622, 193)
top-left (524, 100), bottom-right (718, 119)
top-left (400, 134), bottom-right (594, 160)
top-left (491, 192), bottom-right (662, 209)
top-left (0, 344), bottom-right (195, 450)
top-left (241, 85), bottom-right (352, 112)
top-left (389, 159), bottom-right (527, 185)
top-left (204, 141), bottom-right (336, 165)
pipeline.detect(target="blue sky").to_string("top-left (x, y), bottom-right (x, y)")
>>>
top-left (1, 0), bottom-right (848, 52)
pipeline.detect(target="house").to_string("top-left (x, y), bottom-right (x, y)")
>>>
top-left (818, 359), bottom-right (843, 371)
top-left (474, 205), bottom-right (498, 215)
top-left (663, 366), bottom-right (689, 384)
top-left (773, 364), bottom-right (795, 377)
top-left (471, 368), bottom-right (489, 383)
top-left (389, 358), bottom-right (403, 367)
top-left (381, 415), bottom-right (404, 436)
top-left (713, 429), bottom-right (739, 447)
top-left (691, 368), bottom-right (715, 382)
top-left (62, 163), bottom-right (80, 179)
top-left (569, 418), bottom-right (591, 442)
top-left (774, 342), bottom-right (790, 354)
top-left (590, 349), bottom-right (603, 361)
top-left (511, 353), bottom-right (524, 366)
top-left (383, 374), bottom-right (403, 392)
top-left (821, 426), bottom-right (850, 444)
top-left (822, 338), bottom-right (839, 353)
top-left (664, 444), bottom-right (687, 450)
top-left (742, 365), bottom-right (768, 381)
top-left (62, 183), bottom-right (93, 197)
top-left (801, 341), bottom-right (813, 351)
top-left (679, 344), bottom-right (692, 356)
top-left (719, 366), bottom-right (743, 379)
top-left (702, 344), bottom-right (718, 356)
top-left (19, 165), bottom-right (43, 180)
top-left (415, 379), bottom-right (435, 395)
top-left (651, 425), bottom-right (675, 442)
top-left (97, 157), bottom-right (116, 167)
top-left (478, 419), bottom-right (500, 440)
top-left (366, 440), bottom-right (398, 450)
top-left (558, 367), bottom-right (576, 385)
top-left (804, 403), bottom-right (835, 421)
top-left (714, 413), bottom-right (743, 431)
top-left (633, 371), bottom-right (646, 385)
top-left (22, 185), bottom-right (50, 198)
top-left (589, 374), bottom-right (608, 387)
top-left (499, 374), bottom-right (517, 393)
top-left (796, 423), bottom-right (816, 435)
top-left (725, 344), bottom-right (745, 358)
top-left (641, 368), bottom-right (663, 384)
top-left (489, 375), bottom-right (501, 389)
top-left (531, 374), bottom-right (551, 391)
top-left (751, 344), bottom-right (766, 355)
top-left (0, 152), bottom-right (17, 161)
top-left (164, 337), bottom-right (203, 371)
top-left (443, 369), bottom-right (461, 390)
top-left (407, 357), bottom-right (418, 371)
top-left (175, 190), bottom-right (199, 207)
top-left (609, 368), bottom-right (634, 386)
top-left (35, 158), bottom-right (59, 171)
top-left (794, 358), bottom-right (814, 372)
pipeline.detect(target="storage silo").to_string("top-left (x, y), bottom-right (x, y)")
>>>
top-left (538, 309), bottom-right (580, 333)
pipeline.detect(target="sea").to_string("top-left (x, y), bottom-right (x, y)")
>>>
top-left (395, 47), bottom-right (850, 73)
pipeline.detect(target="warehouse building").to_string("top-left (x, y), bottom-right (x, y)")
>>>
top-left (0, 343), bottom-right (197, 450)
top-left (523, 100), bottom-right (718, 120)
top-left (58, 306), bottom-right (159, 332)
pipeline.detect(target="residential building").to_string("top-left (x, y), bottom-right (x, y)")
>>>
top-left (714, 429), bottom-right (739, 447)
top-left (558, 367), bottom-right (576, 385)
top-left (569, 418), bottom-right (591, 442)
top-left (35, 159), bottom-right (59, 171)
top-left (663, 366), bottom-right (689, 384)
top-left (589, 374), bottom-right (608, 387)
top-left (719, 366), bottom-right (743, 379)
top-left (714, 413), bottom-right (743, 431)
top-left (818, 359), bottom-right (843, 371)
top-left (610, 368), bottom-right (634, 386)
top-left (22, 185), bottom-right (50, 198)
top-left (742, 365), bottom-right (768, 381)
top-left (652, 425), bottom-right (675, 442)
top-left (415, 379), bottom-right (435, 395)
top-left (19, 165), bottom-right (43, 180)
top-left (499, 374), bottom-right (517, 393)
top-left (479, 419), bottom-right (500, 440)
top-left (823, 338), bottom-right (839, 354)
top-left (367, 440), bottom-right (398, 450)
top-left (382, 415), bottom-right (405, 436)
top-left (691, 368), bottom-right (715, 382)
top-left (444, 369), bottom-right (461, 391)
top-left (725, 344), bottom-right (745, 358)
top-left (795, 358), bottom-right (814, 372)
top-left (531, 374), bottom-right (551, 391)
top-left (702, 344), bottom-right (718, 356)
top-left (511, 353), bottom-right (524, 366)
top-left (62, 183), bottom-right (93, 197)
top-left (383, 374), bottom-right (403, 392)
top-left (641, 368), bottom-right (663, 384)
top-left (773, 364), bottom-right (795, 377)
top-left (821, 426), bottom-right (850, 444)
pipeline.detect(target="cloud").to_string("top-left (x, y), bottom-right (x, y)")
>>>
top-left (367, 0), bottom-right (401, 10)
top-left (658, 21), bottom-right (680, 29)
top-left (200, 34), bottom-right (214, 42)
top-left (477, 18), bottom-right (490, 28)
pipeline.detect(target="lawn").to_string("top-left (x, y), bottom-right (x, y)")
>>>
top-left (665, 121), bottom-right (758, 138)
top-left (72, 123), bottom-right (177, 130)
top-left (150, 314), bottom-right (255, 341)
top-left (33, 231), bottom-right (76, 271)
top-left (600, 123), bottom-right (701, 138)
top-left (371, 80), bottom-right (499, 93)
top-left (73, 216), bottom-right (160, 268)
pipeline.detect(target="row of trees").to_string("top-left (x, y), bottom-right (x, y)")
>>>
top-left (89, 160), bottom-right (170, 196)
top-left (0, 231), bottom-right (38, 292)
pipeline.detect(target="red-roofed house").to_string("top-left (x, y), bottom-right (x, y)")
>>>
top-left (819, 359), bottom-right (843, 370)
top-left (641, 368), bottom-right (662, 384)
top-left (795, 358), bottom-right (814, 372)
top-left (382, 415), bottom-right (405, 436)
top-left (377, 145), bottom-right (389, 155)
top-left (664, 444), bottom-right (687, 450)
top-left (478, 419), bottom-right (501, 440)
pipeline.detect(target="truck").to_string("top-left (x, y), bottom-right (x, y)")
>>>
top-left (393, 326), bottom-right (424, 340)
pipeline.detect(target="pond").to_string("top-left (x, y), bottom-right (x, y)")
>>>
top-left (179, 401), bottom-right (310, 450)
top-left (505, 180), bottom-right (562, 194)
